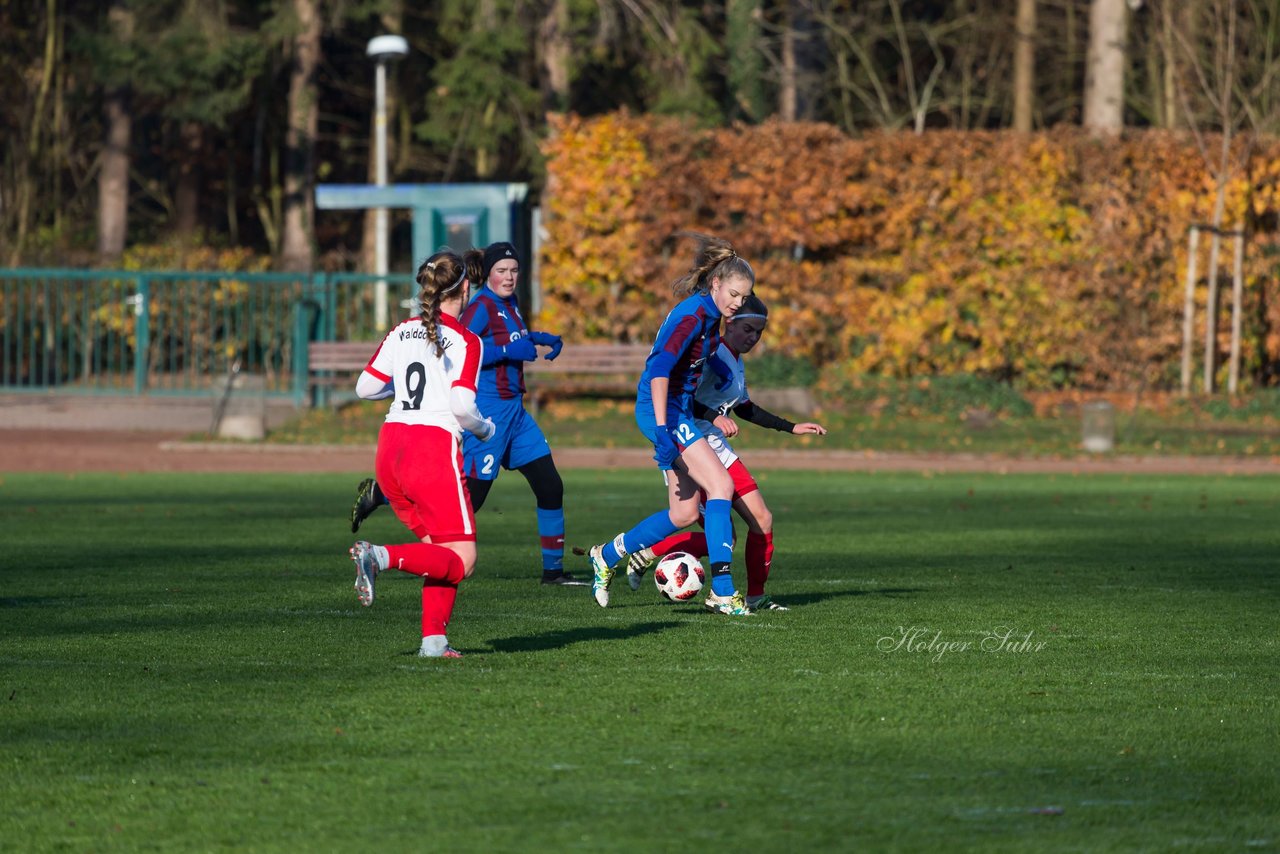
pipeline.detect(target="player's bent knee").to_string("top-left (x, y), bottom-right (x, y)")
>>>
top-left (704, 473), bottom-right (734, 501)
top-left (670, 505), bottom-right (701, 528)
top-left (755, 507), bottom-right (773, 533)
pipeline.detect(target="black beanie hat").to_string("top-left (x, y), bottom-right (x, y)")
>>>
top-left (482, 242), bottom-right (519, 281)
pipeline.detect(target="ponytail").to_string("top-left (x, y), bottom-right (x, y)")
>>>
top-left (670, 231), bottom-right (756, 297)
top-left (414, 251), bottom-right (468, 358)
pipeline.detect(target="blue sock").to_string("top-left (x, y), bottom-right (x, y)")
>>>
top-left (705, 499), bottom-right (736, 596)
top-left (704, 499), bottom-right (733, 565)
top-left (536, 507), bottom-right (565, 572)
top-left (710, 565), bottom-right (736, 597)
top-left (601, 510), bottom-right (679, 567)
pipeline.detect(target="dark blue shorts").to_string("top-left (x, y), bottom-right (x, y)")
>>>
top-left (634, 397), bottom-right (705, 472)
top-left (462, 398), bottom-right (551, 480)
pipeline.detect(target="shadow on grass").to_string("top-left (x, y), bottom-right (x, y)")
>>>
top-left (481, 620), bottom-right (681, 654)
top-left (780, 586), bottom-right (928, 608)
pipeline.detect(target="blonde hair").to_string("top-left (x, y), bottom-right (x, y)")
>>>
top-left (670, 231), bottom-right (756, 298)
top-left (414, 251), bottom-right (468, 358)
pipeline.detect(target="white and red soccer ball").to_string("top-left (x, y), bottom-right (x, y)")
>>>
top-left (653, 552), bottom-right (705, 601)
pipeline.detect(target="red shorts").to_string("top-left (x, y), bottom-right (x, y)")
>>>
top-left (375, 422), bottom-right (476, 543)
top-left (689, 459), bottom-right (759, 505)
top-left (727, 458), bottom-right (759, 501)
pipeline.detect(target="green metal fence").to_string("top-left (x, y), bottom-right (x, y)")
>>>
top-left (0, 269), bottom-right (417, 406)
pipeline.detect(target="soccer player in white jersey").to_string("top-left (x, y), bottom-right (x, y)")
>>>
top-left (348, 250), bottom-right (496, 658)
top-left (625, 294), bottom-right (827, 612)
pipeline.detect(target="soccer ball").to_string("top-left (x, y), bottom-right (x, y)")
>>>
top-left (653, 552), bottom-right (706, 602)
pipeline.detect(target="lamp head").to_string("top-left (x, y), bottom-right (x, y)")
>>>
top-left (366, 34), bottom-right (408, 63)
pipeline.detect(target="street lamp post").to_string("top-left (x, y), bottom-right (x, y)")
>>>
top-left (366, 34), bottom-right (409, 329)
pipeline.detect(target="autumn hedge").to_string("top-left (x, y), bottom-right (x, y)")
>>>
top-left (539, 113), bottom-right (1280, 391)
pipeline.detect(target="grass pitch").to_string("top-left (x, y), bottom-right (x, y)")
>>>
top-left (2, 470), bottom-right (1277, 851)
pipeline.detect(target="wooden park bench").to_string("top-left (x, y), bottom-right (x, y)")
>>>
top-left (523, 342), bottom-right (650, 410)
top-left (306, 341), bottom-right (378, 405)
top-left (305, 339), bottom-right (649, 409)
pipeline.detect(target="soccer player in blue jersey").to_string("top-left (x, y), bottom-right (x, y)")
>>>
top-left (350, 242), bottom-right (583, 586)
top-left (585, 233), bottom-right (755, 615)
top-left (624, 294), bottom-right (827, 612)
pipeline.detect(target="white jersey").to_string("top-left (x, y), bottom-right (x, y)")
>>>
top-left (693, 342), bottom-right (747, 468)
top-left (361, 314), bottom-right (483, 435)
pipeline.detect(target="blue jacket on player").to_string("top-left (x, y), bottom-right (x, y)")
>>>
top-left (637, 291), bottom-right (723, 416)
top-left (461, 285), bottom-right (530, 402)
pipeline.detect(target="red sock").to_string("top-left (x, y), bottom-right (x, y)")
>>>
top-left (384, 543), bottom-right (466, 584)
top-left (421, 578), bottom-right (459, 637)
top-left (746, 530), bottom-right (773, 597)
top-left (651, 531), bottom-right (707, 559)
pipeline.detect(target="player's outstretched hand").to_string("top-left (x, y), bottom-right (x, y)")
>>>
top-left (654, 427), bottom-right (679, 468)
top-left (529, 331), bottom-right (563, 361)
top-left (792, 422), bottom-right (827, 435)
top-left (504, 337), bottom-right (539, 362)
top-left (478, 418), bottom-right (497, 441)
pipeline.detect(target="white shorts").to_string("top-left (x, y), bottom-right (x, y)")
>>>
top-left (696, 419), bottom-right (739, 469)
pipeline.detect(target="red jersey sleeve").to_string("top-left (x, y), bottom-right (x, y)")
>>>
top-left (363, 330), bottom-right (394, 383)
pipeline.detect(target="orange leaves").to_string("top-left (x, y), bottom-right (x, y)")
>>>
top-left (540, 115), bottom-right (1280, 389)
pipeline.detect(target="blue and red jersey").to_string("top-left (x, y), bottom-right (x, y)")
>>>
top-left (461, 285), bottom-right (529, 401)
top-left (637, 291), bottom-right (722, 413)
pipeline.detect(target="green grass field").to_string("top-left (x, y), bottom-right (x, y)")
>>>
top-left (267, 397), bottom-right (1280, 458)
top-left (2, 470), bottom-right (1278, 851)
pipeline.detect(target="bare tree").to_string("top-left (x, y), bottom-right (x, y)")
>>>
top-left (1013, 0), bottom-right (1037, 130)
top-left (538, 0), bottom-right (572, 113)
top-left (98, 0), bottom-right (133, 262)
top-left (726, 0), bottom-right (766, 121)
top-left (280, 0), bottom-right (321, 272)
top-left (779, 1), bottom-right (798, 120)
top-left (813, 0), bottom-right (954, 131)
top-left (1084, 0), bottom-right (1130, 134)
top-left (173, 121), bottom-right (203, 237)
top-left (1173, 0), bottom-right (1243, 392)
top-left (6, 0), bottom-right (59, 264)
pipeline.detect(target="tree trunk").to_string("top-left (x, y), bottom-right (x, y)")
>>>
top-left (1083, 0), bottom-right (1128, 135)
top-left (98, 0), bottom-right (134, 262)
top-left (779, 6), bottom-right (797, 121)
top-left (1202, 0), bottom-right (1240, 394)
top-left (1013, 0), bottom-right (1036, 131)
top-left (727, 0), bottom-right (765, 121)
top-left (98, 87), bottom-right (131, 261)
top-left (538, 0), bottom-right (572, 114)
top-left (174, 121), bottom-right (203, 238)
top-left (280, 0), bottom-right (321, 273)
top-left (1158, 0), bottom-right (1178, 127)
top-left (9, 0), bottom-right (59, 263)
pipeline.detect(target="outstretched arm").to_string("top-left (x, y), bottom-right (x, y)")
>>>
top-left (482, 336), bottom-right (538, 365)
top-left (731, 400), bottom-right (826, 435)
